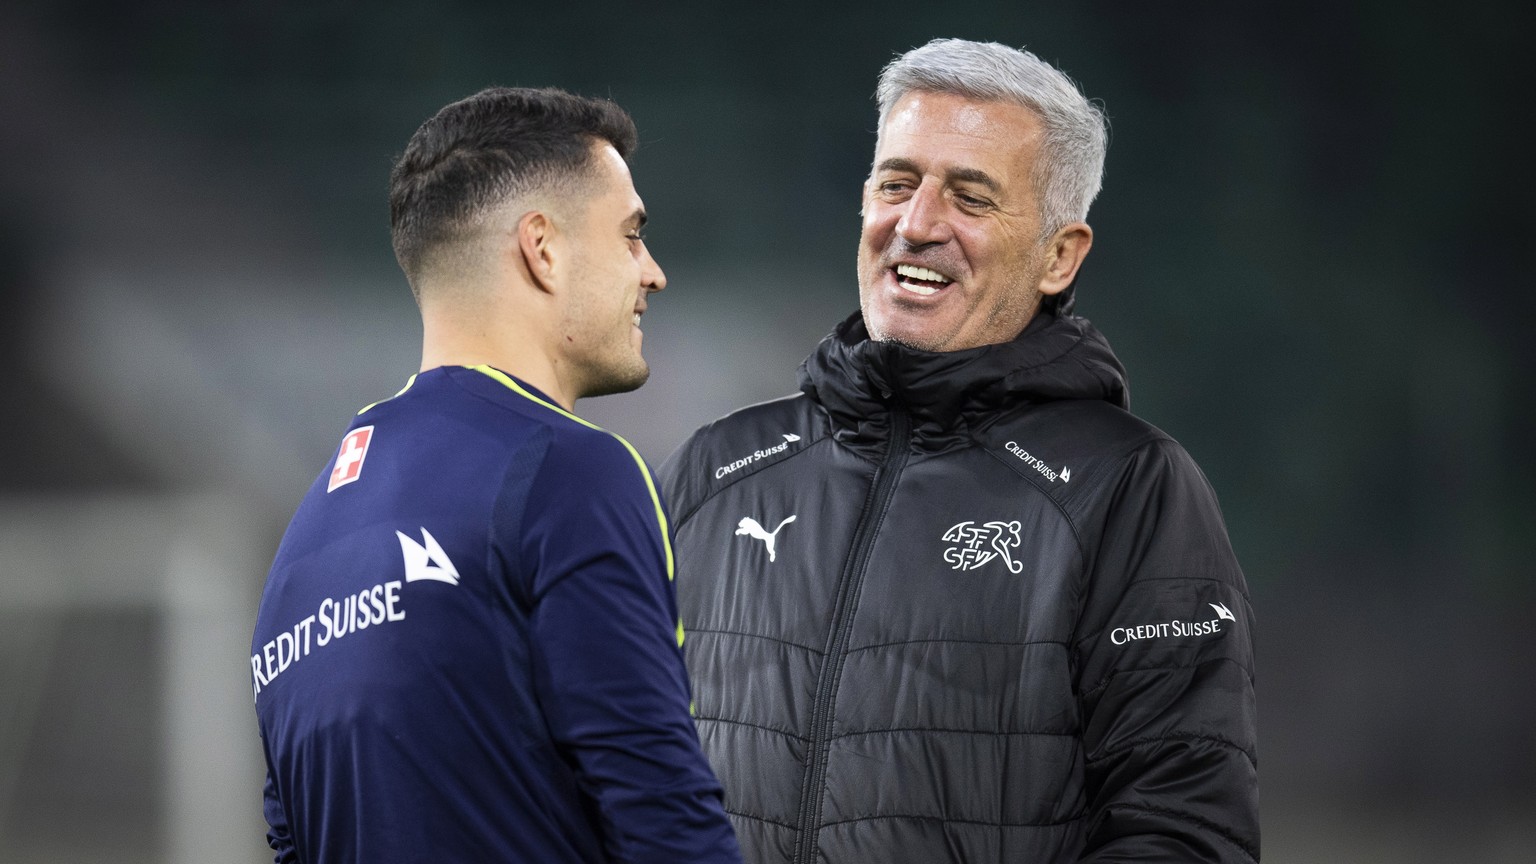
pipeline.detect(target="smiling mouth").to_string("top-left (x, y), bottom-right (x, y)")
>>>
top-left (894, 263), bottom-right (954, 296)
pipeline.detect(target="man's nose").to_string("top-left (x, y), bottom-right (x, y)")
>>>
top-left (895, 182), bottom-right (953, 246)
top-left (642, 246), bottom-right (666, 293)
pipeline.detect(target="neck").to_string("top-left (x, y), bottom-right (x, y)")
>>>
top-left (417, 287), bottom-right (577, 411)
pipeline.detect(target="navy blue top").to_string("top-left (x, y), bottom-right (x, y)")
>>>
top-left (252, 365), bottom-right (739, 864)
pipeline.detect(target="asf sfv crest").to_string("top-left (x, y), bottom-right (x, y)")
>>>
top-left (943, 520), bottom-right (1024, 573)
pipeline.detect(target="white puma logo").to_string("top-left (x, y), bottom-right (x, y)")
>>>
top-left (736, 515), bottom-right (797, 563)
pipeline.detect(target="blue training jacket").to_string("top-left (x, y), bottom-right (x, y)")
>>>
top-left (251, 365), bottom-right (740, 864)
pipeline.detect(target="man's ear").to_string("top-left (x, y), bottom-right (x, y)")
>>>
top-left (1038, 222), bottom-right (1093, 297)
top-left (517, 210), bottom-right (559, 294)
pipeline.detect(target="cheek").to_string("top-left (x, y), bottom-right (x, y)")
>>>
top-left (860, 207), bottom-right (896, 250)
top-left (861, 205), bottom-right (881, 231)
top-left (613, 250), bottom-right (639, 282)
top-left (957, 226), bottom-right (1007, 269)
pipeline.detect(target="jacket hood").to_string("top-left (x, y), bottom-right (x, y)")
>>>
top-left (798, 310), bottom-right (1129, 449)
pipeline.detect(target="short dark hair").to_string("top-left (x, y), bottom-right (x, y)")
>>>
top-left (388, 86), bottom-right (638, 285)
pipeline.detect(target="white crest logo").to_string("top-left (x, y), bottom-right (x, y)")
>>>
top-left (396, 527), bottom-right (461, 585)
top-left (942, 520), bottom-right (1024, 573)
top-left (736, 515), bottom-right (797, 562)
top-left (1209, 602), bottom-right (1236, 622)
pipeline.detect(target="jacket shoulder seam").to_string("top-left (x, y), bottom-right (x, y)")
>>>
top-left (683, 435), bottom-right (827, 519)
top-left (830, 726), bottom-right (1077, 741)
top-left (981, 445), bottom-right (1088, 559)
top-left (724, 808), bottom-right (799, 831)
top-left (819, 811), bottom-right (1085, 830)
top-left (671, 404), bottom-right (825, 526)
top-left (694, 714), bottom-right (809, 742)
top-left (687, 626), bottom-right (825, 656)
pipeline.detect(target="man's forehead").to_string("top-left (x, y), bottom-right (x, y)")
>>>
top-left (590, 142), bottom-right (633, 185)
top-left (590, 143), bottom-right (644, 206)
top-left (887, 90), bottom-right (1029, 130)
top-left (874, 92), bottom-right (1042, 179)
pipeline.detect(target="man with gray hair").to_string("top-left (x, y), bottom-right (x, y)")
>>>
top-left (660, 39), bottom-right (1259, 862)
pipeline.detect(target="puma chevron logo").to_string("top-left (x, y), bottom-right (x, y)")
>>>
top-left (735, 515), bottom-right (797, 563)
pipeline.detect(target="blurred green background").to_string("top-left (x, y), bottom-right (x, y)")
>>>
top-left (1, 1), bottom-right (1530, 861)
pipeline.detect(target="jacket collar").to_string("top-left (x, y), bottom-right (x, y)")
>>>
top-left (798, 310), bottom-right (1129, 449)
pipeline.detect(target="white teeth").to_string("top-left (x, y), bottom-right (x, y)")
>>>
top-left (895, 264), bottom-right (953, 284)
top-left (633, 313), bottom-right (642, 326)
top-left (902, 282), bottom-right (939, 296)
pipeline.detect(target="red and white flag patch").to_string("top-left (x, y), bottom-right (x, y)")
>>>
top-left (327, 425), bottom-right (375, 493)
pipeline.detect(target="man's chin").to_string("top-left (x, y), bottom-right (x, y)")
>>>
top-left (874, 333), bottom-right (946, 352)
top-left (866, 312), bottom-right (949, 352)
top-left (583, 363), bottom-right (651, 400)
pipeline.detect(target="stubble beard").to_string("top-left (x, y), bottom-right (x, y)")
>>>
top-left (564, 312), bottom-right (650, 400)
top-left (582, 351), bottom-right (650, 399)
top-left (560, 282), bottom-right (651, 402)
top-left (857, 242), bottom-right (1047, 353)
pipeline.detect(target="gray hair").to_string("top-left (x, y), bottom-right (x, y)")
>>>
top-left (876, 38), bottom-right (1108, 236)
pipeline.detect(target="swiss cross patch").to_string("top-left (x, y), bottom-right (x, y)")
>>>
top-left (327, 425), bottom-right (375, 492)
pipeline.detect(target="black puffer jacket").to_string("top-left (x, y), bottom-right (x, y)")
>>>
top-left (660, 311), bottom-right (1258, 864)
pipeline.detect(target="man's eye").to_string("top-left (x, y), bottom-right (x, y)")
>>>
top-left (956, 193), bottom-right (989, 208)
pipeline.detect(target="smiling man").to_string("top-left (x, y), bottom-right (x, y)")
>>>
top-left (858, 88), bottom-right (1091, 352)
top-left (252, 87), bottom-right (740, 864)
top-left (660, 40), bottom-right (1260, 863)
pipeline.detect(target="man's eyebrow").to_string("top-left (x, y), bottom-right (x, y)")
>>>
top-left (874, 157), bottom-right (920, 175)
top-left (873, 158), bottom-right (1000, 192)
top-left (945, 166), bottom-right (1000, 192)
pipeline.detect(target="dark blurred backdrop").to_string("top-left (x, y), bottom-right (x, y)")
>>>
top-left (1, 1), bottom-right (1531, 861)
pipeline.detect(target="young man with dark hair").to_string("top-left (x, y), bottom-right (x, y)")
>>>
top-left (252, 86), bottom-right (741, 864)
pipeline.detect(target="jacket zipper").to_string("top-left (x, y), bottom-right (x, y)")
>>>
top-left (793, 407), bottom-right (912, 864)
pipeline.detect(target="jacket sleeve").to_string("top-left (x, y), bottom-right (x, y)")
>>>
top-left (521, 431), bottom-right (741, 864)
top-left (1073, 438), bottom-right (1260, 862)
top-left (262, 766), bottom-right (298, 864)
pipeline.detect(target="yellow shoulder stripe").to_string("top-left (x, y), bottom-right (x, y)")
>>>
top-left (357, 374), bottom-right (418, 416)
top-left (468, 365), bottom-right (678, 586)
top-left (469, 366), bottom-right (685, 648)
